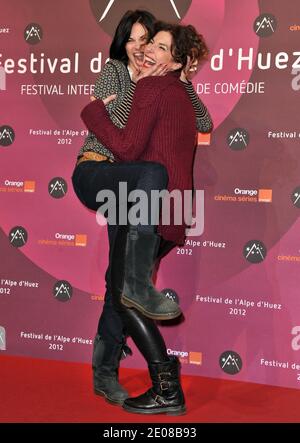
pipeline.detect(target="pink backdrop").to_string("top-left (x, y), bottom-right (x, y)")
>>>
top-left (1, 0), bottom-right (300, 389)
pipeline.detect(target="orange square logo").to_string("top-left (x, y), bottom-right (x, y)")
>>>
top-left (189, 352), bottom-right (202, 365)
top-left (198, 132), bottom-right (211, 146)
top-left (24, 181), bottom-right (35, 192)
top-left (75, 234), bottom-right (87, 247)
top-left (258, 189), bottom-right (272, 203)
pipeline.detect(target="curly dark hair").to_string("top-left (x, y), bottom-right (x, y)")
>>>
top-left (153, 21), bottom-right (209, 70)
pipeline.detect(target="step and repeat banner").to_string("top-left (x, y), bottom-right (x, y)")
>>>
top-left (1, 0), bottom-right (300, 389)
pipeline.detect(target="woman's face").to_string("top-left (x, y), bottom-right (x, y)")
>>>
top-left (143, 31), bottom-right (181, 71)
top-left (125, 22), bottom-right (149, 71)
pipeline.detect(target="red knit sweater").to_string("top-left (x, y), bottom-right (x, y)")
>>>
top-left (81, 72), bottom-right (196, 245)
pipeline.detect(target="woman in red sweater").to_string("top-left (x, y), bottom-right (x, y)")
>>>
top-left (81, 22), bottom-right (211, 415)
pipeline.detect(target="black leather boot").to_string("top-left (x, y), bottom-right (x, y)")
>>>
top-left (92, 334), bottom-right (130, 405)
top-left (123, 357), bottom-right (186, 415)
top-left (120, 228), bottom-right (182, 320)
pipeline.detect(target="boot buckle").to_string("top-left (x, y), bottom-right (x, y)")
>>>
top-left (154, 394), bottom-right (167, 404)
top-left (160, 381), bottom-right (170, 391)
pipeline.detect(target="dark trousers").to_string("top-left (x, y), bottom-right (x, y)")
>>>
top-left (72, 159), bottom-right (174, 362)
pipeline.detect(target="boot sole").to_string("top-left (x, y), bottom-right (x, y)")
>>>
top-left (94, 388), bottom-right (126, 406)
top-left (121, 295), bottom-right (182, 320)
top-left (123, 404), bottom-right (186, 416)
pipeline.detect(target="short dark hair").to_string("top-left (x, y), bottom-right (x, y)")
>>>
top-left (153, 21), bottom-right (209, 70)
top-left (109, 10), bottom-right (156, 63)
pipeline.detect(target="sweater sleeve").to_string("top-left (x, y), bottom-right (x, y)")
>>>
top-left (93, 61), bottom-right (123, 126)
top-left (183, 81), bottom-right (213, 133)
top-left (81, 77), bottom-right (160, 162)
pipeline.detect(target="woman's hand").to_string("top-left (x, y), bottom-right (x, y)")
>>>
top-left (181, 55), bottom-right (199, 82)
top-left (132, 63), bottom-right (169, 83)
top-left (90, 94), bottom-right (117, 105)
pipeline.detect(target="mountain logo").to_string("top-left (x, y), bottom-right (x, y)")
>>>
top-left (53, 280), bottom-right (73, 302)
top-left (219, 350), bottom-right (242, 375)
top-left (9, 226), bottom-right (28, 248)
top-left (48, 178), bottom-right (68, 198)
top-left (24, 23), bottom-right (43, 44)
top-left (227, 128), bottom-right (249, 150)
top-left (161, 288), bottom-right (179, 304)
top-left (0, 126), bottom-right (15, 147)
top-left (243, 240), bottom-right (267, 263)
top-left (254, 13), bottom-right (277, 37)
top-left (291, 186), bottom-right (300, 208)
top-left (90, 0), bottom-right (192, 36)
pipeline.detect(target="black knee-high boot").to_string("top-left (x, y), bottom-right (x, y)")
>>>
top-left (116, 309), bottom-right (186, 415)
top-left (111, 226), bottom-right (186, 415)
top-left (92, 334), bottom-right (130, 405)
top-left (92, 224), bottom-right (132, 405)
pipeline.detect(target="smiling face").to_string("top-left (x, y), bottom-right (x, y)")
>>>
top-left (143, 30), bottom-right (182, 71)
top-left (125, 22), bottom-right (149, 71)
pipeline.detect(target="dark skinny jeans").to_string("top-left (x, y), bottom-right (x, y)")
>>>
top-left (72, 159), bottom-right (173, 363)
